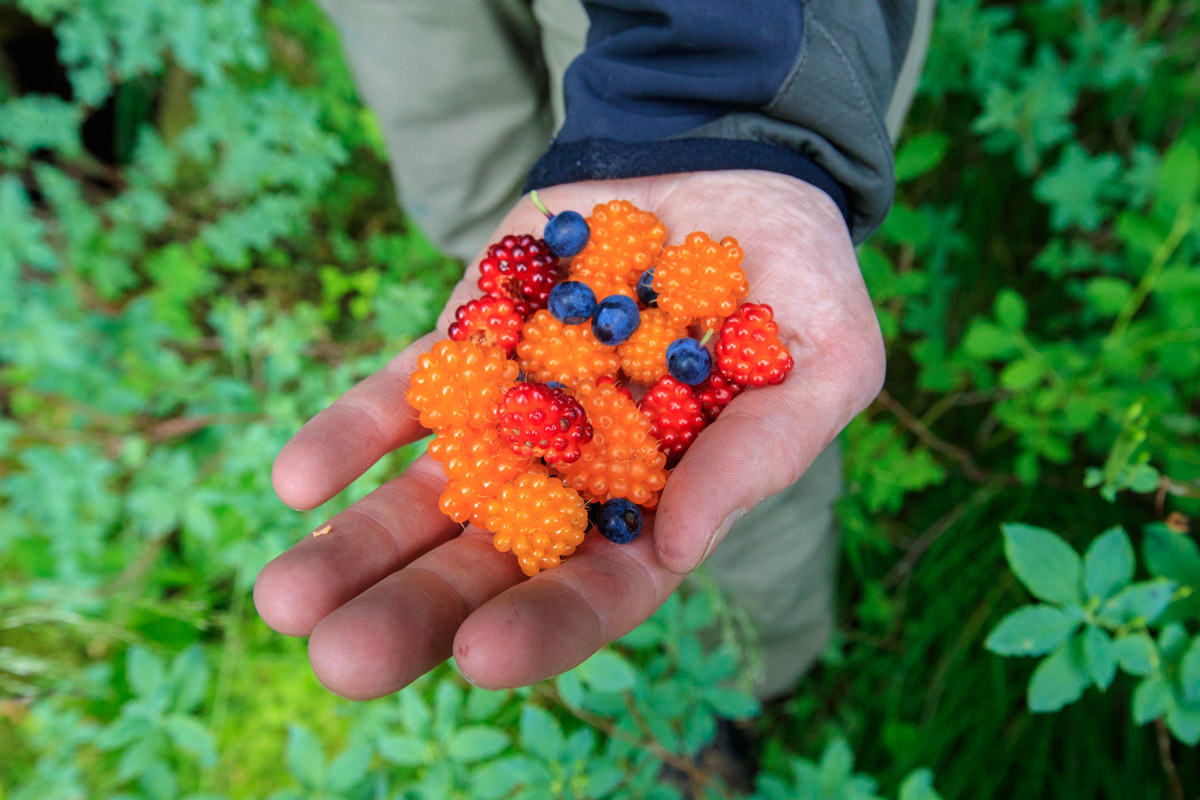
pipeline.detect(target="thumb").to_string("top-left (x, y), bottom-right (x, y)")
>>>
top-left (651, 335), bottom-right (880, 574)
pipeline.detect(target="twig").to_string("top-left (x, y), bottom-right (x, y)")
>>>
top-left (1155, 718), bottom-right (1186, 800)
top-left (875, 389), bottom-right (1014, 486)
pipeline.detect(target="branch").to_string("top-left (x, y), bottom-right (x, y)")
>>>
top-left (1155, 718), bottom-right (1186, 800)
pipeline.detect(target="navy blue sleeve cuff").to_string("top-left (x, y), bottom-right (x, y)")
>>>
top-left (523, 137), bottom-right (852, 230)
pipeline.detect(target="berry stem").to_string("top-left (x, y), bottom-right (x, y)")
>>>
top-left (529, 190), bottom-right (554, 220)
top-left (699, 328), bottom-right (715, 347)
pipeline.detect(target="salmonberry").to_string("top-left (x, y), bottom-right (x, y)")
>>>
top-left (555, 381), bottom-right (668, 508)
top-left (694, 372), bottom-right (742, 421)
top-left (570, 199), bottom-right (667, 300)
top-left (477, 234), bottom-right (562, 317)
top-left (640, 375), bottom-right (707, 466)
top-left (498, 382), bottom-right (593, 464)
top-left (652, 232), bottom-right (748, 328)
top-left (428, 426), bottom-right (532, 482)
top-left (447, 296), bottom-right (523, 354)
top-left (516, 309), bottom-right (621, 388)
top-left (715, 302), bottom-right (794, 387)
top-left (486, 470), bottom-right (589, 576)
top-left (616, 308), bottom-right (685, 385)
top-left (406, 340), bottom-right (518, 431)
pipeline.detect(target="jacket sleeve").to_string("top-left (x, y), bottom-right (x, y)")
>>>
top-left (524, 0), bottom-right (919, 243)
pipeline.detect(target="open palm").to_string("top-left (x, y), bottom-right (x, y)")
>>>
top-left (254, 171), bottom-right (885, 700)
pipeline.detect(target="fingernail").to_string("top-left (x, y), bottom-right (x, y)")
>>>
top-left (700, 508), bottom-right (744, 565)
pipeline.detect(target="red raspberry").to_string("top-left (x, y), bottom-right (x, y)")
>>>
top-left (639, 376), bottom-right (707, 466)
top-left (652, 232), bottom-right (748, 328)
top-left (715, 303), bottom-right (794, 388)
top-left (447, 296), bottom-right (523, 354)
top-left (477, 235), bottom-right (562, 317)
top-left (498, 382), bottom-right (593, 464)
top-left (694, 372), bottom-right (743, 421)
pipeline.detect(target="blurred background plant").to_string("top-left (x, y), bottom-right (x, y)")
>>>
top-left (0, 0), bottom-right (1197, 798)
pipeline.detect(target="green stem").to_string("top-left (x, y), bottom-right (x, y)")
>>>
top-left (529, 190), bottom-right (553, 219)
top-left (699, 328), bottom-right (714, 347)
top-left (1106, 204), bottom-right (1195, 348)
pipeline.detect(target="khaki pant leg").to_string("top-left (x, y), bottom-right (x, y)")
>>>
top-left (315, 0), bottom-right (555, 261)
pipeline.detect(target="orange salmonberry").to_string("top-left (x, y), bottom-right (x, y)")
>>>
top-left (516, 309), bottom-right (621, 388)
top-left (569, 200), bottom-right (667, 299)
top-left (406, 339), bottom-right (519, 430)
top-left (486, 470), bottom-right (589, 576)
top-left (427, 426), bottom-right (532, 482)
top-left (554, 381), bottom-right (668, 508)
top-left (616, 308), bottom-right (686, 384)
top-left (652, 232), bottom-right (748, 328)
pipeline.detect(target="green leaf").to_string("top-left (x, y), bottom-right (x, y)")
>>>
top-left (285, 724), bottom-right (325, 787)
top-left (1133, 676), bottom-right (1174, 724)
top-left (448, 726), bottom-right (509, 764)
top-left (1167, 705), bottom-right (1200, 746)
top-left (169, 645), bottom-right (209, 713)
top-left (1084, 626), bottom-right (1117, 691)
top-left (985, 605), bottom-right (1082, 656)
top-left (706, 688), bottom-right (760, 720)
top-left (1143, 523), bottom-right (1200, 586)
top-left (1181, 636), bottom-right (1200, 704)
top-left (1033, 143), bottom-right (1120, 230)
top-left (1097, 580), bottom-right (1175, 627)
top-left (377, 734), bottom-right (430, 766)
top-left (994, 290), bottom-right (1028, 330)
top-left (574, 650), bottom-right (637, 694)
top-left (465, 687), bottom-right (510, 721)
top-left (894, 133), bottom-right (951, 183)
top-left (998, 359), bottom-right (1043, 391)
top-left (584, 760), bottom-right (626, 797)
top-left (126, 646), bottom-right (165, 698)
top-left (1156, 139), bottom-right (1200, 217)
top-left (1084, 527), bottom-right (1135, 601)
top-left (1113, 633), bottom-right (1158, 676)
top-left (164, 714), bottom-right (217, 767)
top-left (898, 768), bottom-right (944, 800)
top-left (1028, 636), bottom-right (1089, 713)
top-left (1002, 524), bottom-right (1084, 606)
top-left (1085, 277), bottom-right (1133, 316)
top-left (519, 705), bottom-right (564, 761)
top-left (469, 756), bottom-right (543, 800)
top-left (555, 670), bottom-right (586, 708)
top-left (326, 741), bottom-right (371, 793)
top-left (962, 321), bottom-right (1018, 359)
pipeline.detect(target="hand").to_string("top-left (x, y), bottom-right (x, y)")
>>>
top-left (253, 171), bottom-right (885, 700)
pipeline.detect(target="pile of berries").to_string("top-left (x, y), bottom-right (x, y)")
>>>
top-left (406, 193), bottom-right (793, 576)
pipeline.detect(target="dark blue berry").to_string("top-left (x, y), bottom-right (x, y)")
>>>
top-left (597, 498), bottom-right (642, 544)
top-left (545, 381), bottom-right (566, 390)
top-left (636, 267), bottom-right (658, 307)
top-left (544, 210), bottom-right (590, 258)
top-left (591, 295), bottom-right (641, 346)
top-left (666, 337), bottom-right (712, 385)
top-left (548, 281), bottom-right (597, 324)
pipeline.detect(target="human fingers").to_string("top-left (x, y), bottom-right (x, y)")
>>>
top-left (254, 454), bottom-right (455, 637)
top-left (451, 522), bottom-right (684, 689)
top-left (305, 527), bottom-right (525, 700)
top-left (271, 330), bottom-right (442, 510)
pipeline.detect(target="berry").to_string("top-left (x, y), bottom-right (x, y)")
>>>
top-left (616, 308), bottom-right (686, 384)
top-left (406, 340), bottom-right (518, 430)
top-left (486, 470), bottom-right (588, 576)
top-left (477, 234), bottom-right (562, 317)
top-left (596, 498), bottom-right (642, 544)
top-left (715, 303), bottom-right (794, 387)
top-left (428, 426), bottom-right (533, 482)
top-left (555, 381), bottom-right (668, 508)
top-left (636, 267), bottom-right (658, 307)
top-left (652, 232), bottom-right (748, 328)
top-left (498, 382), bottom-right (593, 464)
top-left (591, 295), bottom-right (641, 346)
top-left (694, 372), bottom-right (743, 421)
top-left (570, 200), bottom-right (667, 300)
top-left (548, 281), bottom-right (597, 325)
top-left (544, 210), bottom-right (591, 257)
top-left (517, 309), bottom-right (621, 388)
top-left (666, 337), bottom-right (712, 385)
top-left (447, 296), bottom-right (523, 354)
top-left (640, 376), bottom-right (707, 466)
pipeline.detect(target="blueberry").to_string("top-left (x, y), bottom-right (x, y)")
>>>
top-left (666, 337), bottom-right (712, 385)
top-left (635, 267), bottom-right (658, 307)
top-left (548, 281), bottom-right (597, 324)
top-left (597, 498), bottom-right (642, 544)
top-left (545, 381), bottom-right (566, 390)
top-left (544, 210), bottom-right (590, 258)
top-left (591, 295), bottom-right (641, 346)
